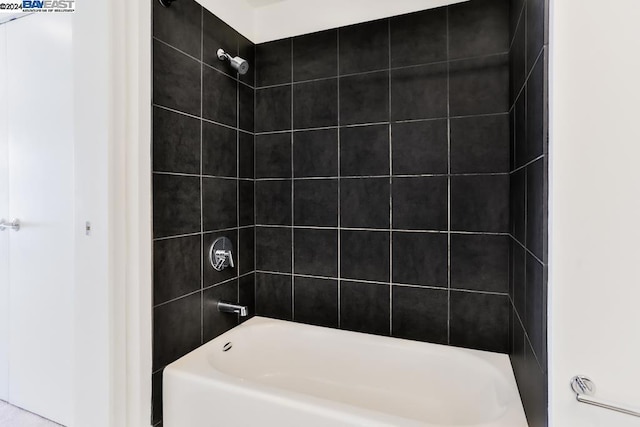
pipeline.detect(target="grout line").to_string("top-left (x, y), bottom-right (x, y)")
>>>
top-left (253, 112), bottom-right (510, 136)
top-left (336, 28), bottom-right (342, 328)
top-left (254, 172), bottom-right (510, 181)
top-left (254, 270), bottom-right (509, 296)
top-left (388, 18), bottom-right (393, 336)
top-left (511, 154), bottom-right (545, 175)
top-left (153, 104), bottom-right (254, 136)
top-left (510, 296), bottom-right (546, 373)
top-left (153, 171), bottom-right (252, 181)
top-left (153, 231), bottom-right (202, 241)
top-left (446, 5), bottom-right (451, 346)
top-left (511, 45), bottom-right (545, 112)
top-left (153, 225), bottom-right (254, 242)
top-left (253, 50), bottom-right (510, 90)
top-left (154, 287), bottom-right (202, 310)
top-left (199, 9), bottom-right (204, 345)
top-left (253, 76), bottom-right (258, 314)
top-left (203, 272), bottom-right (254, 292)
top-left (290, 38), bottom-right (295, 319)
top-left (236, 42), bottom-right (241, 309)
top-left (253, 224), bottom-right (511, 236)
top-left (508, 0), bottom-right (527, 50)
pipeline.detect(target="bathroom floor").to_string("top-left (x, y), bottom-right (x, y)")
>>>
top-left (0, 401), bottom-right (61, 427)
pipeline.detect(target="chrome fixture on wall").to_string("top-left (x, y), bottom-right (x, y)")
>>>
top-left (217, 48), bottom-right (250, 75)
top-left (571, 376), bottom-right (640, 418)
top-left (217, 301), bottom-right (248, 317)
top-left (208, 236), bottom-right (234, 272)
top-left (158, 0), bottom-right (176, 7)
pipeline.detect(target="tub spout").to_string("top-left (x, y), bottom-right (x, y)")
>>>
top-left (218, 301), bottom-right (248, 317)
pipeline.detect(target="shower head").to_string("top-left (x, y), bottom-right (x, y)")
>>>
top-left (217, 49), bottom-right (250, 75)
top-left (158, 0), bottom-right (176, 7)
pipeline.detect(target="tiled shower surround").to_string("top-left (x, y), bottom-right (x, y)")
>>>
top-left (508, 0), bottom-right (549, 425)
top-left (151, 0), bottom-right (549, 425)
top-left (151, 0), bottom-right (256, 424)
top-left (253, 0), bottom-right (513, 355)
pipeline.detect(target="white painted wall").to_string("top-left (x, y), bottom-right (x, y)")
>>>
top-left (201, 0), bottom-right (468, 43)
top-left (199, 0), bottom-right (255, 40)
top-left (548, 0), bottom-right (640, 426)
top-left (0, 23), bottom-right (8, 404)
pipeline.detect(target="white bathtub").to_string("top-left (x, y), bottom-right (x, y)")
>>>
top-left (163, 317), bottom-right (527, 427)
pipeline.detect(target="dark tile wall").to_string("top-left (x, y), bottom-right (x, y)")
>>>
top-left (508, 0), bottom-right (549, 425)
top-left (151, 0), bottom-right (255, 424)
top-left (254, 0), bottom-right (512, 355)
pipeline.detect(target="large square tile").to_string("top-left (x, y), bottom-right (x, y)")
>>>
top-left (255, 86), bottom-right (292, 132)
top-left (255, 133), bottom-right (291, 178)
top-left (294, 179), bottom-right (338, 227)
top-left (340, 124), bottom-right (390, 176)
top-left (451, 234), bottom-right (509, 293)
top-left (293, 29), bottom-right (338, 81)
top-left (391, 120), bottom-right (447, 175)
top-left (153, 40), bottom-right (201, 116)
top-left (392, 232), bottom-right (447, 287)
top-left (450, 291), bottom-right (509, 353)
top-left (153, 0), bottom-right (201, 61)
top-left (153, 292), bottom-right (201, 369)
top-left (391, 63), bottom-right (448, 121)
top-left (339, 19), bottom-right (388, 74)
top-left (154, 235), bottom-right (202, 305)
top-left (450, 175), bottom-right (509, 232)
top-left (339, 71), bottom-right (389, 125)
top-left (340, 178), bottom-right (390, 229)
top-left (202, 121), bottom-right (237, 177)
top-left (390, 8), bottom-right (447, 67)
top-left (153, 107), bottom-right (200, 174)
top-left (449, 54), bottom-right (509, 117)
top-left (340, 281), bottom-right (390, 335)
top-left (256, 39), bottom-right (292, 87)
top-left (293, 129), bottom-right (338, 177)
top-left (450, 114), bottom-right (510, 173)
top-left (340, 230), bottom-right (389, 282)
top-left (294, 277), bottom-right (338, 328)
top-left (392, 176), bottom-right (448, 230)
top-left (255, 180), bottom-right (291, 225)
top-left (202, 66), bottom-right (237, 127)
top-left (153, 174), bottom-right (200, 238)
top-left (293, 78), bottom-right (338, 129)
top-left (448, 0), bottom-right (509, 60)
top-left (255, 273), bottom-right (293, 320)
top-left (391, 286), bottom-right (448, 344)
top-left (294, 228), bottom-right (338, 277)
top-left (255, 227), bottom-right (292, 273)
top-left (202, 177), bottom-right (237, 231)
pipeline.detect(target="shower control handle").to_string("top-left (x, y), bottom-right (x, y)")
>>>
top-left (209, 237), bottom-right (235, 272)
top-left (213, 249), bottom-right (234, 270)
top-left (0, 218), bottom-right (20, 232)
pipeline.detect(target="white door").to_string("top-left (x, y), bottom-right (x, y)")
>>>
top-left (0, 13), bottom-right (74, 425)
